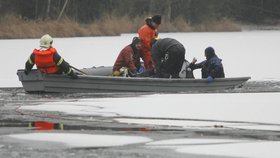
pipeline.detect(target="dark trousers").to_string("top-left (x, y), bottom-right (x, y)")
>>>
top-left (201, 67), bottom-right (225, 78)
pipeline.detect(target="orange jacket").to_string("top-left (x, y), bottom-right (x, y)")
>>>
top-left (138, 24), bottom-right (158, 52)
top-left (33, 48), bottom-right (60, 73)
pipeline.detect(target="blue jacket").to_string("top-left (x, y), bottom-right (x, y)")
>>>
top-left (189, 55), bottom-right (225, 78)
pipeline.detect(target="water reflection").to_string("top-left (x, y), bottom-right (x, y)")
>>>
top-left (29, 121), bottom-right (63, 130)
top-left (0, 119), bottom-right (160, 132)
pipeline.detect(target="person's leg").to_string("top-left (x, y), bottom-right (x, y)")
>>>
top-left (169, 47), bottom-right (185, 78)
top-left (140, 50), bottom-right (154, 69)
top-left (173, 52), bottom-right (185, 77)
top-left (158, 68), bottom-right (170, 78)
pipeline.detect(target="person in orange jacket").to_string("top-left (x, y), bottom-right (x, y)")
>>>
top-left (24, 34), bottom-right (78, 79)
top-left (138, 15), bottom-right (161, 70)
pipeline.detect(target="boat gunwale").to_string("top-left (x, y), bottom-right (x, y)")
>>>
top-left (17, 69), bottom-right (251, 93)
top-left (17, 69), bottom-right (251, 83)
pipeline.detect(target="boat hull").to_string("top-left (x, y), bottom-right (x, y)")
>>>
top-left (17, 70), bottom-right (251, 93)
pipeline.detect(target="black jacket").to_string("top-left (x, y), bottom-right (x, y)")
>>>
top-left (151, 38), bottom-right (184, 72)
top-left (151, 38), bottom-right (185, 78)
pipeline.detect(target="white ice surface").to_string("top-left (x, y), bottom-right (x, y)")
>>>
top-left (20, 92), bottom-right (280, 128)
top-left (115, 118), bottom-right (280, 131)
top-left (146, 138), bottom-right (280, 158)
top-left (1, 31), bottom-right (280, 87)
top-left (7, 133), bottom-right (152, 148)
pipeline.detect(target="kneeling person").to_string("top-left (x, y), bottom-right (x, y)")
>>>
top-left (112, 37), bottom-right (144, 77)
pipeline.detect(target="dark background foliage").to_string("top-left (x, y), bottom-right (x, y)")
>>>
top-left (1, 0), bottom-right (280, 24)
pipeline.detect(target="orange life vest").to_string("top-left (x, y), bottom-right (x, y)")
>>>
top-left (33, 48), bottom-right (60, 73)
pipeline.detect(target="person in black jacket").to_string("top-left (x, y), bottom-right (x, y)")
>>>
top-left (189, 47), bottom-right (225, 82)
top-left (151, 38), bottom-right (185, 78)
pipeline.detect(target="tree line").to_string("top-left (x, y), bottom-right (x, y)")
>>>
top-left (1, 0), bottom-right (280, 25)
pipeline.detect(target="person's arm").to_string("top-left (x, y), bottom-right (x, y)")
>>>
top-left (123, 51), bottom-right (137, 76)
top-left (53, 53), bottom-right (78, 79)
top-left (189, 59), bottom-right (205, 70)
top-left (133, 54), bottom-right (143, 73)
top-left (24, 53), bottom-right (35, 74)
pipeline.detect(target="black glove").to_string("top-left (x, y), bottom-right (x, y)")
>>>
top-left (69, 71), bottom-right (78, 79)
top-left (24, 69), bottom-right (30, 75)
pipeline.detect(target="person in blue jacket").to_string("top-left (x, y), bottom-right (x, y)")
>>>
top-left (189, 47), bottom-right (225, 82)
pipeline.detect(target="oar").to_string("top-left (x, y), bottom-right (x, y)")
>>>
top-left (70, 65), bottom-right (88, 75)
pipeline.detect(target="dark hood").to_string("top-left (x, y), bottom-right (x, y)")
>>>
top-left (145, 17), bottom-right (156, 30)
top-left (205, 47), bottom-right (216, 60)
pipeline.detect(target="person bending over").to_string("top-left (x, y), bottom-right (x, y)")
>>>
top-left (151, 38), bottom-right (185, 78)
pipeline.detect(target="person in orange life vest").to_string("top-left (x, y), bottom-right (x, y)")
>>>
top-left (138, 15), bottom-right (161, 70)
top-left (112, 37), bottom-right (144, 77)
top-left (24, 34), bottom-right (78, 79)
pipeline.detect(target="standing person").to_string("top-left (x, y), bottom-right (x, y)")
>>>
top-left (151, 38), bottom-right (186, 78)
top-left (112, 37), bottom-right (144, 77)
top-left (24, 34), bottom-right (78, 79)
top-left (189, 47), bottom-right (225, 82)
top-left (138, 15), bottom-right (161, 70)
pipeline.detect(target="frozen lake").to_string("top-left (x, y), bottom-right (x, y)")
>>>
top-left (1, 31), bottom-right (280, 87)
top-left (1, 31), bottom-right (280, 157)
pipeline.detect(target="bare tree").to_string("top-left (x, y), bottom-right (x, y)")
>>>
top-left (46, 0), bottom-right (51, 19)
top-left (57, 0), bottom-right (69, 21)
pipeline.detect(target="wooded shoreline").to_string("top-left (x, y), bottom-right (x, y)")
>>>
top-left (1, 15), bottom-right (242, 39)
top-left (1, 0), bottom-right (280, 39)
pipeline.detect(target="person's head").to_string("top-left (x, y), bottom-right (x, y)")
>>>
top-left (40, 34), bottom-right (53, 48)
top-left (131, 37), bottom-right (142, 50)
top-left (204, 47), bottom-right (215, 60)
top-left (151, 15), bottom-right (161, 29)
